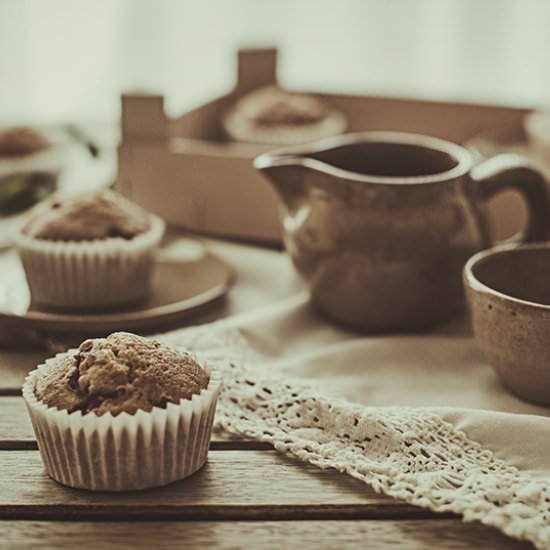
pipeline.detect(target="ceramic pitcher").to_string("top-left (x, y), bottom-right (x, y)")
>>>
top-left (255, 132), bottom-right (550, 331)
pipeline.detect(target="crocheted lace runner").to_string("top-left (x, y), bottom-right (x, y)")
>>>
top-left (159, 320), bottom-right (550, 549)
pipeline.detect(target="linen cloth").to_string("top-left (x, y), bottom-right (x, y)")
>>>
top-left (158, 292), bottom-right (550, 549)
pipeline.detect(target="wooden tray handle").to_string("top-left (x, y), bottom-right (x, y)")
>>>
top-left (121, 93), bottom-right (168, 142)
top-left (235, 48), bottom-right (278, 95)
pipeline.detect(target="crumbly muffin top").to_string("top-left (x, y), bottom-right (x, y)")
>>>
top-left (34, 332), bottom-right (210, 416)
top-left (236, 86), bottom-right (329, 126)
top-left (0, 126), bottom-right (50, 157)
top-left (22, 190), bottom-right (151, 241)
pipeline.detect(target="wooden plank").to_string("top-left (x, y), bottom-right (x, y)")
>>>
top-left (0, 396), bottom-right (33, 446)
top-left (0, 396), bottom-right (267, 450)
top-left (0, 450), bottom-right (431, 520)
top-left (0, 520), bottom-right (532, 549)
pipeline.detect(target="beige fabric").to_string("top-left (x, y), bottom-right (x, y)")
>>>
top-left (158, 295), bottom-right (550, 548)
top-left (195, 292), bottom-right (550, 475)
top-left (442, 409), bottom-right (550, 479)
top-left (234, 294), bottom-right (548, 409)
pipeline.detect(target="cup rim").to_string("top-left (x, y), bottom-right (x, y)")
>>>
top-left (254, 131), bottom-right (473, 185)
top-left (464, 242), bottom-right (550, 311)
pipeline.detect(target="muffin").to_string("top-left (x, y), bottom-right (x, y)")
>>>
top-left (222, 85), bottom-right (347, 146)
top-left (14, 189), bottom-right (165, 309)
top-left (22, 332), bottom-right (222, 491)
top-left (0, 126), bottom-right (51, 158)
top-left (0, 127), bottom-right (60, 217)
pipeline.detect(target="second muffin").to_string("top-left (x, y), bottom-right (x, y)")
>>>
top-left (222, 85), bottom-right (347, 146)
top-left (14, 189), bottom-right (165, 309)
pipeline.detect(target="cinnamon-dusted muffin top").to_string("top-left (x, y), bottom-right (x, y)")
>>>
top-left (22, 189), bottom-right (151, 241)
top-left (236, 86), bottom-right (328, 127)
top-left (0, 126), bottom-right (50, 157)
top-left (34, 332), bottom-right (210, 416)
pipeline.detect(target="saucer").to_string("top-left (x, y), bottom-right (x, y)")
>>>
top-left (0, 238), bottom-right (235, 335)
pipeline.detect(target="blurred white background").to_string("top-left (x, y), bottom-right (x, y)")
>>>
top-left (1, 0), bottom-right (550, 124)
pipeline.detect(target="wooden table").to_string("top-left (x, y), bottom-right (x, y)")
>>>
top-left (0, 240), bottom-right (533, 549)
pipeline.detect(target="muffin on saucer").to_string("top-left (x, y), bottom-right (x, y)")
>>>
top-left (222, 85), bottom-right (347, 146)
top-left (14, 189), bottom-right (165, 309)
top-left (22, 331), bottom-right (222, 491)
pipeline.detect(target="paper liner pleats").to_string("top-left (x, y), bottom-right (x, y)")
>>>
top-left (22, 353), bottom-right (221, 491)
top-left (15, 215), bottom-right (165, 309)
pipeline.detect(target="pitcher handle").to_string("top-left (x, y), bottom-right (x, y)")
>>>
top-left (471, 154), bottom-right (550, 243)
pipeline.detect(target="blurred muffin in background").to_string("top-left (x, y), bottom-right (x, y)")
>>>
top-left (222, 85), bottom-right (347, 146)
top-left (14, 189), bottom-right (165, 309)
top-left (0, 127), bottom-right (58, 217)
top-left (22, 188), bottom-right (152, 242)
top-left (0, 126), bottom-right (51, 158)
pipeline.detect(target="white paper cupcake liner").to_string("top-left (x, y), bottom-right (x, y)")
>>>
top-left (14, 214), bottom-right (165, 309)
top-left (22, 351), bottom-right (222, 491)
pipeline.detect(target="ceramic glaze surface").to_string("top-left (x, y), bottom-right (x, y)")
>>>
top-left (464, 244), bottom-right (550, 405)
top-left (256, 132), bottom-right (550, 331)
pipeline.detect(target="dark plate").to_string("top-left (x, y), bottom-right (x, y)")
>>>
top-left (0, 239), bottom-right (235, 335)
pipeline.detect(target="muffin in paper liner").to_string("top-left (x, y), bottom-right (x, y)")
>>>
top-left (222, 85), bottom-right (347, 146)
top-left (224, 113), bottom-right (347, 146)
top-left (14, 214), bottom-right (165, 309)
top-left (22, 351), bottom-right (222, 491)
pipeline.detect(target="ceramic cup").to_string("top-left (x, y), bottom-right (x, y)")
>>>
top-left (256, 132), bottom-right (550, 331)
top-left (464, 243), bottom-right (550, 405)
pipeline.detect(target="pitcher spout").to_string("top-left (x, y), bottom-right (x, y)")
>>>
top-left (254, 152), bottom-right (308, 212)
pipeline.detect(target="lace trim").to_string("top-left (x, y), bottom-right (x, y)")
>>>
top-left (158, 323), bottom-right (550, 549)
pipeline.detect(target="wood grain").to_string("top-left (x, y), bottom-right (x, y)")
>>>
top-left (0, 450), bottom-right (432, 520)
top-left (0, 397), bottom-right (34, 446)
top-left (0, 520), bottom-right (532, 549)
top-left (0, 396), bottom-right (267, 450)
